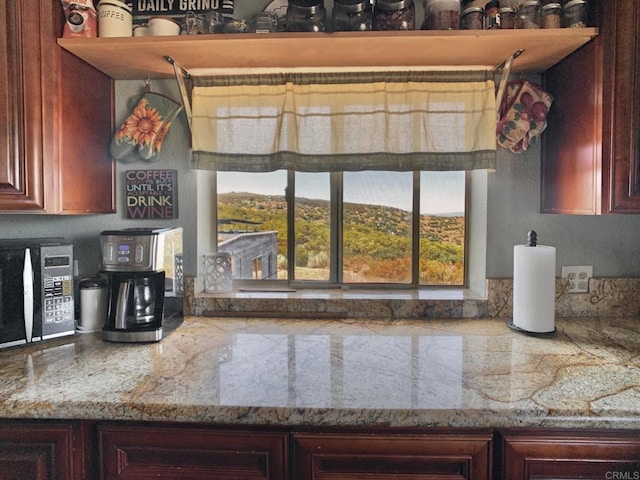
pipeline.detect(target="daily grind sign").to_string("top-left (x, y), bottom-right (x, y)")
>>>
top-left (132, 0), bottom-right (234, 19)
top-left (126, 169), bottom-right (178, 219)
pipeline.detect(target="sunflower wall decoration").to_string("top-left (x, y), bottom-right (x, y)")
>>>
top-left (110, 90), bottom-right (183, 162)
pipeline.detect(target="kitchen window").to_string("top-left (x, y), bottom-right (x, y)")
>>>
top-left (215, 169), bottom-right (466, 288)
top-left (192, 71), bottom-right (494, 292)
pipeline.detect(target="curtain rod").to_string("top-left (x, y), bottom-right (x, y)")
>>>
top-left (189, 70), bottom-right (495, 87)
top-left (165, 50), bottom-right (524, 81)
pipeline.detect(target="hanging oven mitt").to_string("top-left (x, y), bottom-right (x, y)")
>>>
top-left (109, 90), bottom-right (183, 161)
top-left (137, 98), bottom-right (183, 160)
top-left (497, 79), bottom-right (553, 154)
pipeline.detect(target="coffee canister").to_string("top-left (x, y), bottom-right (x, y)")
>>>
top-left (78, 277), bottom-right (108, 332)
top-left (98, 0), bottom-right (133, 37)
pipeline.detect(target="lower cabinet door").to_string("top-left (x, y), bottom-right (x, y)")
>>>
top-left (0, 421), bottom-right (77, 480)
top-left (291, 429), bottom-right (493, 480)
top-left (500, 429), bottom-right (640, 480)
top-left (98, 424), bottom-right (288, 480)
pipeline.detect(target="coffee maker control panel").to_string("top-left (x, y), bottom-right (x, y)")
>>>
top-left (101, 233), bottom-right (160, 272)
top-left (104, 243), bottom-right (146, 264)
top-left (100, 228), bottom-right (183, 298)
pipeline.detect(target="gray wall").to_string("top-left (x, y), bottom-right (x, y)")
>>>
top-left (487, 145), bottom-right (640, 278)
top-left (2, 79), bottom-right (639, 281)
top-left (0, 80), bottom-right (197, 279)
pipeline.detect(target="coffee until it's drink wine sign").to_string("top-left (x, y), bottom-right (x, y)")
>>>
top-left (125, 169), bottom-right (178, 219)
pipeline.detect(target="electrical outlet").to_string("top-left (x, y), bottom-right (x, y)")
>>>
top-left (561, 266), bottom-right (593, 293)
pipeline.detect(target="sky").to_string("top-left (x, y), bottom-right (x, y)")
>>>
top-left (217, 170), bottom-right (465, 215)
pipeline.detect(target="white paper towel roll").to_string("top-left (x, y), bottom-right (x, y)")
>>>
top-left (513, 244), bottom-right (556, 333)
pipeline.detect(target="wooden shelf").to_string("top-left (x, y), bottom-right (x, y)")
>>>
top-left (58, 28), bottom-right (598, 80)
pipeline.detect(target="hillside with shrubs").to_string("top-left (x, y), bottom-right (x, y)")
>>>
top-left (218, 192), bottom-right (464, 285)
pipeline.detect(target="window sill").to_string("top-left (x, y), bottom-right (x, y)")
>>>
top-left (183, 278), bottom-right (488, 320)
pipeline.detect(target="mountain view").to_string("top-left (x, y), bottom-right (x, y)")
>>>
top-left (218, 192), bottom-right (464, 285)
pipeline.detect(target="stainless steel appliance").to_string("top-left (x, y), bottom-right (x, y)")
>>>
top-left (100, 228), bottom-right (182, 343)
top-left (100, 227), bottom-right (183, 296)
top-left (102, 271), bottom-right (166, 343)
top-left (0, 241), bottom-right (75, 350)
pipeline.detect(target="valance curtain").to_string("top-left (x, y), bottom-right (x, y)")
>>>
top-left (190, 71), bottom-right (496, 172)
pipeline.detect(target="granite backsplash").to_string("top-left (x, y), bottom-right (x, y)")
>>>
top-left (183, 277), bottom-right (640, 320)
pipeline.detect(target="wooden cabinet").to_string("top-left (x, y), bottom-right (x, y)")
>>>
top-left (542, 0), bottom-right (640, 214)
top-left (499, 429), bottom-right (640, 480)
top-left (291, 429), bottom-right (493, 480)
top-left (0, 0), bottom-right (114, 214)
top-left (98, 423), bottom-right (288, 480)
top-left (0, 420), bottom-right (90, 480)
top-left (3, 420), bottom-right (640, 480)
top-left (604, 0), bottom-right (640, 213)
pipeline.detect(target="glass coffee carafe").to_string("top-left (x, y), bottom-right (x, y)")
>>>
top-left (114, 276), bottom-right (159, 329)
top-left (133, 277), bottom-right (156, 324)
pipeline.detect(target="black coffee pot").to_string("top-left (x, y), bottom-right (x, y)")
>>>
top-left (103, 271), bottom-right (165, 343)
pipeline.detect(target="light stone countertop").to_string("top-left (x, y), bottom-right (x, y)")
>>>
top-left (0, 316), bottom-right (639, 430)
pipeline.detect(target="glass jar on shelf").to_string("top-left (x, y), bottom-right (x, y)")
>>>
top-left (223, 19), bottom-right (249, 33)
top-left (516, 0), bottom-right (541, 28)
top-left (286, 0), bottom-right (327, 32)
top-left (484, 0), bottom-right (501, 29)
top-left (424, 0), bottom-right (460, 30)
top-left (500, 6), bottom-right (516, 28)
top-left (332, 0), bottom-right (373, 31)
top-left (541, 2), bottom-right (562, 28)
top-left (181, 11), bottom-right (205, 34)
top-left (204, 10), bottom-right (226, 33)
top-left (252, 11), bottom-right (278, 33)
top-left (460, 5), bottom-right (484, 30)
top-left (373, 0), bottom-right (415, 31)
top-left (562, 0), bottom-right (588, 28)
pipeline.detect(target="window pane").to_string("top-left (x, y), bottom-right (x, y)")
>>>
top-left (419, 171), bottom-right (465, 286)
top-left (294, 172), bottom-right (331, 281)
top-left (343, 171), bottom-right (413, 284)
top-left (217, 171), bottom-right (287, 280)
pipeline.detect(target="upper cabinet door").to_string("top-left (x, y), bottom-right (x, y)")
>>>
top-left (0, 0), bottom-right (47, 210)
top-left (0, 0), bottom-right (114, 214)
top-left (606, 0), bottom-right (640, 212)
top-left (542, 0), bottom-right (640, 214)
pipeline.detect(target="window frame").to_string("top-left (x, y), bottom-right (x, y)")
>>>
top-left (214, 170), bottom-right (469, 290)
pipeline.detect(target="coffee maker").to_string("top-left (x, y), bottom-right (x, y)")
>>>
top-left (100, 227), bottom-right (182, 343)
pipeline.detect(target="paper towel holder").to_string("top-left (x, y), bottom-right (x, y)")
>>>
top-left (507, 230), bottom-right (557, 337)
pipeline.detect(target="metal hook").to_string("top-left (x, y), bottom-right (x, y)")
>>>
top-left (495, 49), bottom-right (524, 72)
top-left (165, 56), bottom-right (193, 131)
top-left (495, 49), bottom-right (524, 121)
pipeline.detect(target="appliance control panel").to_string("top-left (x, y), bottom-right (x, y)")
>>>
top-left (101, 234), bottom-right (159, 272)
top-left (43, 274), bottom-right (74, 325)
top-left (99, 228), bottom-right (182, 278)
top-left (40, 245), bottom-right (75, 338)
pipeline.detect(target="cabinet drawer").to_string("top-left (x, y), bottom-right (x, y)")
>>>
top-left (500, 429), bottom-right (640, 480)
top-left (99, 424), bottom-right (288, 480)
top-left (291, 429), bottom-right (493, 480)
